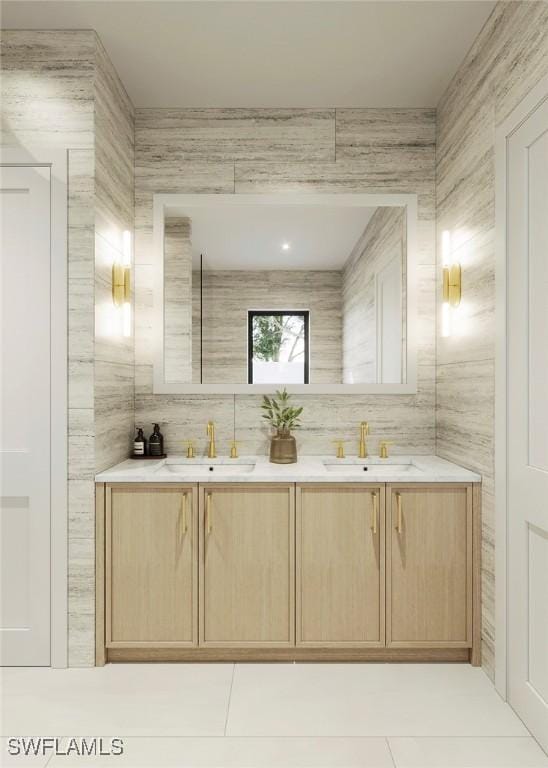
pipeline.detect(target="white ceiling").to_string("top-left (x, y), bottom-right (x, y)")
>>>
top-left (2, 1), bottom-right (496, 108)
top-left (167, 204), bottom-right (377, 269)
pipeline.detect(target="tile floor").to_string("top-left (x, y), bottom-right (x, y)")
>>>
top-left (1, 664), bottom-right (547, 767)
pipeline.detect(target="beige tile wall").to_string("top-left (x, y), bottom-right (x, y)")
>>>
top-left (135, 107), bottom-right (437, 458)
top-left (91, 39), bottom-right (135, 666)
top-left (435, 0), bottom-right (548, 679)
top-left (94, 36), bottom-right (135, 477)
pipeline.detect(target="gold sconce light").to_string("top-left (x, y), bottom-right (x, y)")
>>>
top-left (112, 262), bottom-right (130, 307)
top-left (441, 230), bottom-right (461, 338)
top-left (112, 230), bottom-right (132, 338)
top-left (442, 263), bottom-right (461, 307)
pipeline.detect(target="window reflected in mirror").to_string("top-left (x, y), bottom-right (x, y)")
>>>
top-left (248, 311), bottom-right (309, 384)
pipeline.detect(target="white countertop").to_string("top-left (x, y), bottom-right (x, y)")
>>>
top-left (95, 455), bottom-right (481, 484)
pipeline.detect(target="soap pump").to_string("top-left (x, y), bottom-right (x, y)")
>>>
top-left (149, 423), bottom-right (164, 457)
top-left (133, 427), bottom-right (146, 457)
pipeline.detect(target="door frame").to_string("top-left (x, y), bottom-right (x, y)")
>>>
top-left (495, 73), bottom-right (548, 699)
top-left (1, 147), bottom-right (68, 667)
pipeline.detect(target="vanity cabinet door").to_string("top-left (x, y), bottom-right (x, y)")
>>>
top-left (200, 485), bottom-right (295, 647)
top-left (387, 485), bottom-right (472, 648)
top-left (296, 485), bottom-right (385, 646)
top-left (106, 485), bottom-right (198, 647)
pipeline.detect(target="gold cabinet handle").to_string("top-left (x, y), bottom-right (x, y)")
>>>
top-left (395, 492), bottom-right (403, 534)
top-left (181, 492), bottom-right (188, 534)
top-left (205, 492), bottom-right (212, 534)
top-left (370, 490), bottom-right (378, 534)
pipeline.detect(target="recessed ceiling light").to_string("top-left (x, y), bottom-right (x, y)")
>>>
top-left (282, 242), bottom-right (290, 251)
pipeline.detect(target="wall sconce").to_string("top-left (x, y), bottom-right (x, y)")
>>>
top-left (442, 263), bottom-right (462, 307)
top-left (112, 230), bottom-right (132, 337)
top-left (441, 230), bottom-right (461, 337)
top-left (111, 262), bottom-right (130, 307)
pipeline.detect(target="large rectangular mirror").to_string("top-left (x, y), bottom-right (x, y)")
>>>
top-left (153, 194), bottom-right (417, 394)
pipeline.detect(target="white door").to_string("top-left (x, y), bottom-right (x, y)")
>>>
top-left (507, 97), bottom-right (548, 751)
top-left (0, 165), bottom-right (51, 665)
top-left (376, 252), bottom-right (403, 383)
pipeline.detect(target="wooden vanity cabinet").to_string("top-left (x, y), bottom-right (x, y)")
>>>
top-left (296, 485), bottom-right (385, 646)
top-left (103, 484), bottom-right (198, 649)
top-left (386, 484), bottom-right (473, 648)
top-left (96, 480), bottom-right (480, 664)
top-left (199, 484), bottom-right (295, 647)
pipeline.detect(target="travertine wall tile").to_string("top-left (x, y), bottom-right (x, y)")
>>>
top-left (136, 108), bottom-right (335, 163)
top-left (93, 40), bottom-right (135, 477)
top-left (234, 386), bottom-right (436, 457)
top-left (68, 480), bottom-right (96, 540)
top-left (134, 394), bottom-right (235, 456)
top-left (0, 30), bottom-right (95, 147)
top-left (336, 108), bottom-right (436, 155)
top-left (494, 3), bottom-right (548, 124)
top-left (67, 537), bottom-right (95, 668)
top-left (94, 38), bottom-right (134, 237)
top-left (234, 158), bottom-right (435, 201)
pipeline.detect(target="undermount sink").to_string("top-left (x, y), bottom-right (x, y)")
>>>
top-left (323, 462), bottom-right (422, 475)
top-left (158, 462), bottom-right (256, 476)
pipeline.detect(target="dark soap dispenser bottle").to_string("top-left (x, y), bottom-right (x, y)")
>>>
top-left (149, 423), bottom-right (164, 457)
top-left (133, 427), bottom-right (147, 457)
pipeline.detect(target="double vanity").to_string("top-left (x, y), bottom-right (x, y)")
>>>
top-left (95, 455), bottom-right (481, 666)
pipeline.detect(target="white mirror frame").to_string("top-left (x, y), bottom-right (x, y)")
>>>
top-left (153, 192), bottom-right (418, 394)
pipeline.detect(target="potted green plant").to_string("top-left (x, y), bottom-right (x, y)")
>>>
top-left (261, 389), bottom-right (303, 464)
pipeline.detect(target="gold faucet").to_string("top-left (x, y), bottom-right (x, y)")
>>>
top-left (379, 440), bottom-right (394, 459)
top-left (332, 440), bottom-right (346, 459)
top-left (183, 440), bottom-right (195, 458)
top-left (207, 421), bottom-right (217, 458)
top-left (358, 421), bottom-right (369, 458)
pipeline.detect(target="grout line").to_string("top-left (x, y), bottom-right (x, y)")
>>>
top-left (223, 663), bottom-right (236, 736)
top-left (386, 737), bottom-right (398, 768)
